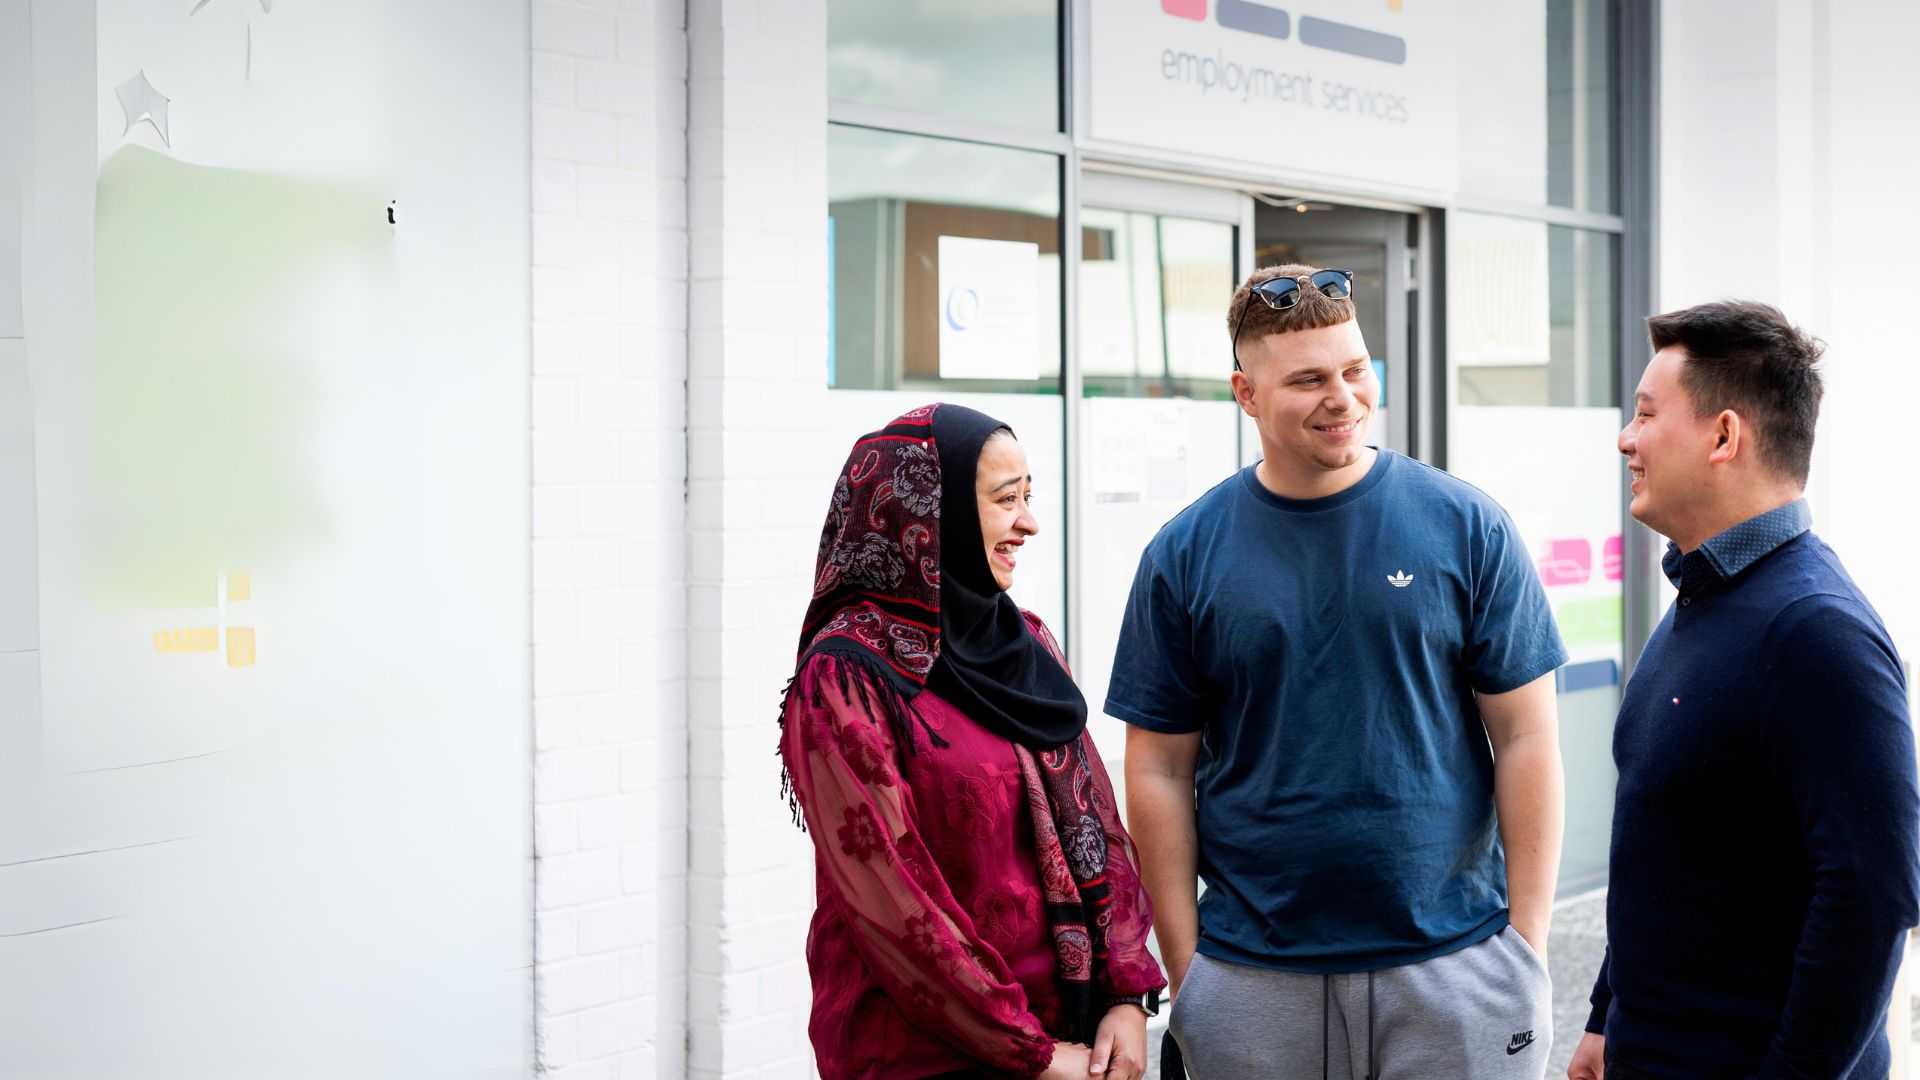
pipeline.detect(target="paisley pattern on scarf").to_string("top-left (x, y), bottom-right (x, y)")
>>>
top-left (798, 407), bottom-right (947, 695)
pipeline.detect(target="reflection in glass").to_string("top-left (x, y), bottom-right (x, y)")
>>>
top-left (828, 125), bottom-right (1062, 393)
top-left (1453, 214), bottom-right (1616, 407)
top-left (1079, 209), bottom-right (1235, 400)
top-left (1548, 0), bottom-right (1614, 212)
top-left (828, 0), bottom-right (1060, 131)
top-left (1456, 0), bottom-right (1614, 213)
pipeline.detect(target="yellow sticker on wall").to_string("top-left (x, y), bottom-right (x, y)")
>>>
top-left (152, 627), bottom-right (219, 652)
top-left (225, 626), bottom-right (256, 668)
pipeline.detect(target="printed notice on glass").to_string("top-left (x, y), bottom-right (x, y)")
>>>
top-left (937, 235), bottom-right (1040, 381)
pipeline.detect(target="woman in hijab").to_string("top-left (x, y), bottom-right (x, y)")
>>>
top-left (780, 403), bottom-right (1165, 1080)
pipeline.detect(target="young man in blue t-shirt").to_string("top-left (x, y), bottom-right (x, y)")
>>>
top-left (1111, 265), bottom-right (1568, 1079)
top-left (1567, 302), bottom-right (1919, 1080)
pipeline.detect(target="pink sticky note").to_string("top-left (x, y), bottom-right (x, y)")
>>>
top-left (1162, 0), bottom-right (1208, 20)
top-left (1536, 538), bottom-right (1593, 587)
top-left (1603, 535), bottom-right (1623, 581)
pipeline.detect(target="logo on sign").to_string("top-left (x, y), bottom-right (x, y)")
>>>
top-left (945, 287), bottom-right (981, 332)
top-left (1160, 0), bottom-right (1409, 66)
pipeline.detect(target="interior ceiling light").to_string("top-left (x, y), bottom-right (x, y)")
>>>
top-left (1249, 191), bottom-right (1336, 213)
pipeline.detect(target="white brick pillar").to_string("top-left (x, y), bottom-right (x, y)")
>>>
top-left (685, 1), bottom-right (829, 1077)
top-left (530, 2), bottom-right (690, 1078)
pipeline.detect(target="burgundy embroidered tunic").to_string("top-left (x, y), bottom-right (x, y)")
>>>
top-left (781, 616), bottom-right (1163, 1079)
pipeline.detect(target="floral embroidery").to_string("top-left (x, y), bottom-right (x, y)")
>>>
top-left (943, 771), bottom-right (1000, 839)
top-left (970, 888), bottom-right (1029, 950)
top-left (903, 913), bottom-right (946, 962)
top-left (836, 805), bottom-right (887, 863)
top-left (836, 723), bottom-right (894, 787)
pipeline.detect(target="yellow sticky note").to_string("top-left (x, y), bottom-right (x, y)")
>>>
top-left (228, 571), bottom-right (251, 603)
top-left (154, 627), bottom-right (220, 653)
top-left (226, 627), bottom-right (256, 667)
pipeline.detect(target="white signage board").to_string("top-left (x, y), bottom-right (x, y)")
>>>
top-left (1087, 0), bottom-right (1460, 197)
top-left (937, 235), bottom-right (1041, 381)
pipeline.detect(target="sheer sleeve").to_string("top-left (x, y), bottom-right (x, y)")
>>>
top-left (1022, 612), bottom-right (1167, 1000)
top-left (782, 655), bottom-right (1057, 1077)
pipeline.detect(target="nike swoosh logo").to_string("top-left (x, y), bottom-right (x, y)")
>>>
top-left (1505, 1034), bottom-right (1536, 1055)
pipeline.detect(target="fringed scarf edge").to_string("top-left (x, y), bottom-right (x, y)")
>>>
top-left (776, 645), bottom-right (949, 833)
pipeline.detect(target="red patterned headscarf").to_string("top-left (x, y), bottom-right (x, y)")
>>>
top-left (788, 404), bottom-right (950, 750)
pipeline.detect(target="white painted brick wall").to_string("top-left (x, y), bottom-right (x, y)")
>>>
top-left (685, 2), bottom-right (828, 1078)
top-left (531, 1), bottom-right (689, 1078)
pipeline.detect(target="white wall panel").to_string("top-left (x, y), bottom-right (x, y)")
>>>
top-left (0, 2), bottom-right (532, 1077)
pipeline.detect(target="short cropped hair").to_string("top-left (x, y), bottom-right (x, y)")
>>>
top-left (1226, 264), bottom-right (1355, 355)
top-left (1646, 300), bottom-right (1825, 485)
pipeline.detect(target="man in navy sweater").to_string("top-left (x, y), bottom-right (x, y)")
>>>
top-left (1568, 301), bottom-right (1920, 1080)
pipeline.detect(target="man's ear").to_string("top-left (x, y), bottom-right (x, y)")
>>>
top-left (1231, 369), bottom-right (1258, 418)
top-left (1707, 409), bottom-right (1743, 466)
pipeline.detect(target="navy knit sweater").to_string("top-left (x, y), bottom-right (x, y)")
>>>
top-left (1588, 510), bottom-right (1919, 1080)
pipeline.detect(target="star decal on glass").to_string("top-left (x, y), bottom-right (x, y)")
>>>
top-left (114, 70), bottom-right (171, 148)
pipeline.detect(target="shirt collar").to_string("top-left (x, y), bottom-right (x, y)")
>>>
top-left (1661, 498), bottom-right (1812, 591)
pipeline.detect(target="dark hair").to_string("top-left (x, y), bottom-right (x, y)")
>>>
top-left (1226, 263), bottom-right (1355, 357)
top-left (1646, 301), bottom-right (1825, 484)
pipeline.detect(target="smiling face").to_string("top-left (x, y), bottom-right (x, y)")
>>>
top-left (974, 432), bottom-right (1037, 592)
top-left (1231, 319), bottom-right (1378, 498)
top-left (1619, 345), bottom-right (1724, 549)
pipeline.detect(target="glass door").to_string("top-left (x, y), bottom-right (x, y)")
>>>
top-left (1249, 201), bottom-right (1420, 462)
top-left (1073, 171), bottom-right (1247, 780)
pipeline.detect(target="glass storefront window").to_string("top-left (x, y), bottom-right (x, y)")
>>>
top-left (824, 124), bottom-right (1070, 634)
top-left (828, 125), bottom-right (1062, 393)
top-left (1457, 0), bottom-right (1614, 213)
top-left (1453, 214), bottom-right (1616, 408)
top-left (1450, 209), bottom-right (1624, 892)
top-left (825, 122), bottom-right (1067, 390)
top-left (1078, 209), bottom-right (1235, 400)
top-left (828, 0), bottom-right (1060, 132)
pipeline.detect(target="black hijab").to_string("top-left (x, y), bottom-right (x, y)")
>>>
top-left (925, 405), bottom-right (1089, 750)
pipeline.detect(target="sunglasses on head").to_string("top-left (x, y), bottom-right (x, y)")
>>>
top-left (1230, 268), bottom-right (1355, 371)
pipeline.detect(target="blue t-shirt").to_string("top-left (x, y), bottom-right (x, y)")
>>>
top-left (1105, 450), bottom-right (1566, 973)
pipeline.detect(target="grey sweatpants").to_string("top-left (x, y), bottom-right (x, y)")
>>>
top-left (1168, 926), bottom-right (1552, 1080)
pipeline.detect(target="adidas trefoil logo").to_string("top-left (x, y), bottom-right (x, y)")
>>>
top-left (1388, 570), bottom-right (1414, 588)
